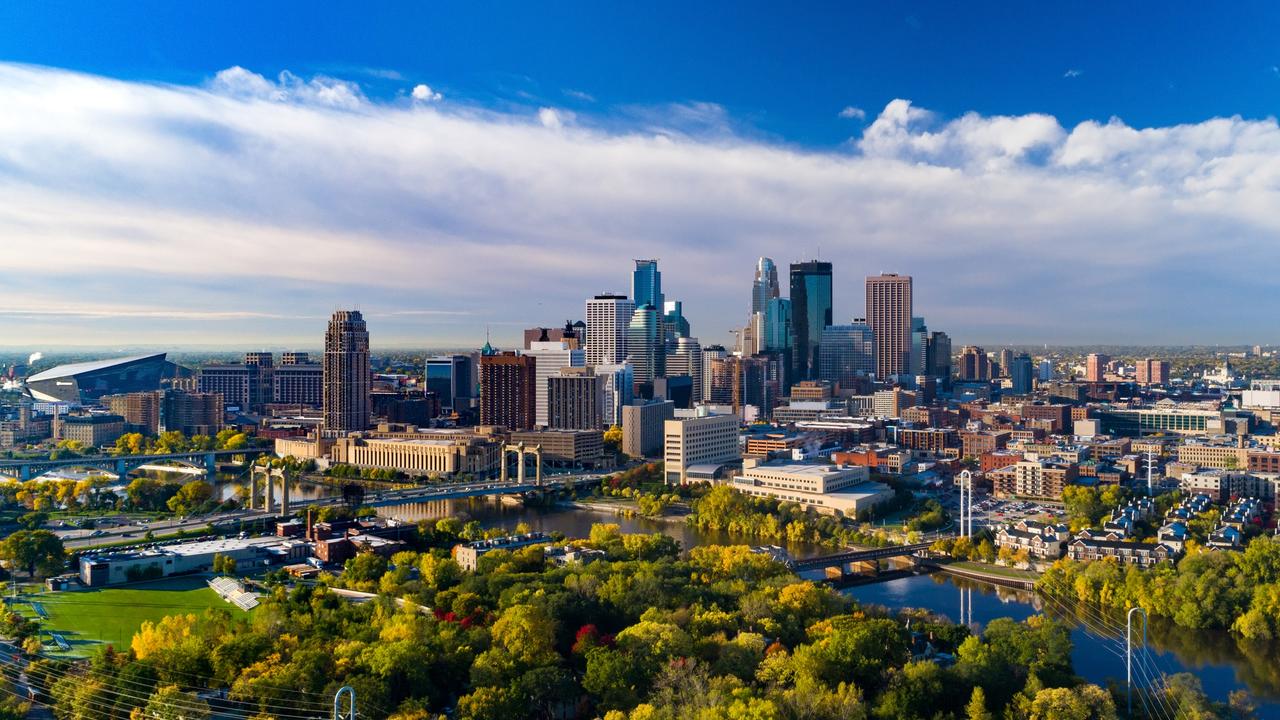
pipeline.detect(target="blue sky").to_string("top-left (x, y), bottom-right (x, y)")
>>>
top-left (1, 3), bottom-right (1279, 348)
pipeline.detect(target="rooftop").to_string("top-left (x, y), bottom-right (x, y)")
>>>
top-left (27, 353), bottom-right (166, 382)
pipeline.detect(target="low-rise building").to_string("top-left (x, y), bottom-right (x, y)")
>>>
top-left (453, 533), bottom-right (550, 571)
top-left (332, 433), bottom-right (500, 476)
top-left (731, 459), bottom-right (893, 516)
top-left (79, 536), bottom-right (304, 587)
top-left (1066, 538), bottom-right (1177, 568)
top-left (995, 519), bottom-right (1070, 560)
top-left (510, 429), bottom-right (606, 468)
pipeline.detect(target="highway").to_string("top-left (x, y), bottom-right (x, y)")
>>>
top-left (55, 472), bottom-right (604, 551)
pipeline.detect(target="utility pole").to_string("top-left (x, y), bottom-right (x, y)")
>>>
top-left (1126, 607), bottom-right (1148, 717)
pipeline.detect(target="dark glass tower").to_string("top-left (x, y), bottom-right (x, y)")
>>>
top-left (789, 260), bottom-right (833, 382)
top-left (632, 259), bottom-right (663, 310)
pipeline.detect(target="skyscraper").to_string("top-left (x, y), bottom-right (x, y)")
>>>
top-left (665, 336), bottom-right (704, 403)
top-left (323, 310), bottom-right (371, 434)
top-left (548, 366), bottom-right (603, 430)
top-left (865, 273), bottom-right (913, 379)
top-left (818, 321), bottom-right (876, 388)
top-left (585, 294), bottom-right (635, 366)
top-left (909, 317), bottom-right (928, 377)
top-left (424, 355), bottom-right (474, 411)
top-left (594, 363), bottom-right (634, 427)
top-left (663, 300), bottom-right (690, 341)
top-left (1009, 354), bottom-right (1034, 394)
top-left (701, 345), bottom-right (728, 402)
top-left (632, 259), bottom-right (663, 310)
top-left (958, 345), bottom-right (991, 381)
top-left (927, 331), bottom-right (952, 381)
top-left (751, 257), bottom-right (780, 315)
top-left (626, 304), bottom-right (660, 387)
top-left (479, 351), bottom-right (536, 430)
top-left (789, 260), bottom-right (833, 382)
top-left (527, 341), bottom-right (585, 427)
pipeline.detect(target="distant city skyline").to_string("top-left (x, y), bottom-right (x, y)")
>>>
top-left (3, 5), bottom-right (1280, 347)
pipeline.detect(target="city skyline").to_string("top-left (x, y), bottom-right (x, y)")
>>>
top-left (4, 6), bottom-right (1280, 348)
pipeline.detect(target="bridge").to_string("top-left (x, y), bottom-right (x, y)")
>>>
top-left (789, 541), bottom-right (936, 573)
top-left (0, 449), bottom-right (269, 481)
top-left (357, 475), bottom-right (581, 508)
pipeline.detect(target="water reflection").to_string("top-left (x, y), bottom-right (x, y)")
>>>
top-left (847, 573), bottom-right (1280, 718)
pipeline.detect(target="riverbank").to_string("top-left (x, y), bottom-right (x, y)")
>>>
top-left (556, 499), bottom-right (690, 526)
top-left (933, 560), bottom-right (1040, 590)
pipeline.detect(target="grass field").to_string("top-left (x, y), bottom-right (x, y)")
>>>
top-left (17, 576), bottom-right (247, 656)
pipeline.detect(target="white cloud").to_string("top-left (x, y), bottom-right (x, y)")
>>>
top-left (839, 106), bottom-right (866, 120)
top-left (1064, 69), bottom-right (1083, 78)
top-left (564, 89), bottom-right (596, 103)
top-left (537, 106), bottom-right (573, 129)
top-left (1, 64), bottom-right (1279, 346)
top-left (208, 66), bottom-right (366, 109)
top-left (411, 83), bottom-right (442, 102)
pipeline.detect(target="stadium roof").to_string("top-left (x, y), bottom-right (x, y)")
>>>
top-left (26, 353), bottom-right (167, 382)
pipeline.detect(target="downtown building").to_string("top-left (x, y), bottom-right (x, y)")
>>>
top-left (323, 310), bottom-right (372, 435)
top-left (585, 293), bottom-right (635, 366)
top-left (479, 351), bottom-right (537, 430)
top-left (789, 260), bottom-right (833, 382)
top-left (865, 273), bottom-right (913, 379)
top-left (818, 320), bottom-right (875, 389)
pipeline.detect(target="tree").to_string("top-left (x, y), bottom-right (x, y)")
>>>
top-left (136, 685), bottom-right (211, 720)
top-left (16, 511), bottom-right (49, 530)
top-left (1028, 685), bottom-right (1116, 720)
top-left (0, 530), bottom-right (66, 577)
top-left (167, 480), bottom-right (214, 515)
top-left (966, 686), bottom-right (992, 720)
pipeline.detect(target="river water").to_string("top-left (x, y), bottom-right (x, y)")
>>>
top-left (142, 473), bottom-right (1279, 715)
top-left (379, 498), bottom-right (1280, 717)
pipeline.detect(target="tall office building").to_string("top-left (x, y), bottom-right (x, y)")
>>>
top-left (763, 297), bottom-right (791, 352)
top-left (425, 355), bottom-right (475, 411)
top-left (626, 305), bottom-right (660, 387)
top-left (927, 331), bottom-right (952, 381)
top-left (700, 345), bottom-right (728, 403)
top-left (958, 345), bottom-right (991, 381)
top-left (585, 294), bottom-right (635, 366)
top-left (752, 257), bottom-right (781, 315)
top-left (548, 366), bottom-right (603, 430)
top-left (632, 259), bottom-right (663, 310)
top-left (244, 352), bottom-right (275, 410)
top-left (865, 273), bottom-right (913, 379)
top-left (909, 317), bottom-right (928, 377)
top-left (789, 260), bottom-right (833, 382)
top-left (666, 336), bottom-right (704, 403)
top-left (663, 300), bottom-right (690, 342)
top-left (527, 341), bottom-right (586, 427)
top-left (1038, 359), bottom-right (1055, 382)
top-left (594, 363), bottom-right (634, 427)
top-left (1009, 354), bottom-right (1034, 394)
top-left (281, 352), bottom-right (309, 365)
top-left (997, 349), bottom-right (1016, 378)
top-left (479, 352), bottom-right (536, 430)
top-left (323, 310), bottom-right (371, 435)
top-left (818, 321), bottom-right (876, 388)
top-left (1086, 353), bottom-right (1109, 382)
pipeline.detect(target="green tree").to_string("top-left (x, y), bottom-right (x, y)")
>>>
top-left (966, 686), bottom-right (992, 720)
top-left (167, 479), bottom-right (214, 515)
top-left (0, 529), bottom-right (66, 577)
top-left (16, 511), bottom-right (49, 530)
top-left (139, 685), bottom-right (211, 720)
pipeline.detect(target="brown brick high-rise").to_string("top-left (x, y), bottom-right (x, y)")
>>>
top-left (323, 310), bottom-right (371, 435)
top-left (865, 273), bottom-right (913, 378)
top-left (480, 352), bottom-right (536, 430)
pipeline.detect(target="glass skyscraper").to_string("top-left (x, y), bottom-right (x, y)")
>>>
top-left (632, 259), bottom-right (663, 310)
top-left (751, 257), bottom-right (780, 315)
top-left (818, 321), bottom-right (875, 388)
top-left (789, 260), bottom-right (833, 382)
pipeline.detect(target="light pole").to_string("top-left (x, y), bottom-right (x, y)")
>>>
top-left (1126, 607), bottom-right (1148, 717)
top-left (957, 470), bottom-right (973, 538)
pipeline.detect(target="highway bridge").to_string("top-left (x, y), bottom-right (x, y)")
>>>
top-left (0, 449), bottom-right (269, 481)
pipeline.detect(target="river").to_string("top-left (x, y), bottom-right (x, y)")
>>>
top-left (380, 499), bottom-right (1280, 717)
top-left (130, 473), bottom-right (1280, 715)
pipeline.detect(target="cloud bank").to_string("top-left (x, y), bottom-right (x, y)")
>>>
top-left (1, 63), bottom-right (1278, 348)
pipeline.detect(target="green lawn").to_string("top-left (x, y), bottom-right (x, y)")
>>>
top-left (948, 560), bottom-right (1042, 580)
top-left (20, 576), bottom-right (247, 655)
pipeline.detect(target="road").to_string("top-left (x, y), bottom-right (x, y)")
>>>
top-left (54, 472), bottom-right (605, 551)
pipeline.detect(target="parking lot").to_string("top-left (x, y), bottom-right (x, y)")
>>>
top-left (936, 486), bottom-right (1065, 531)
